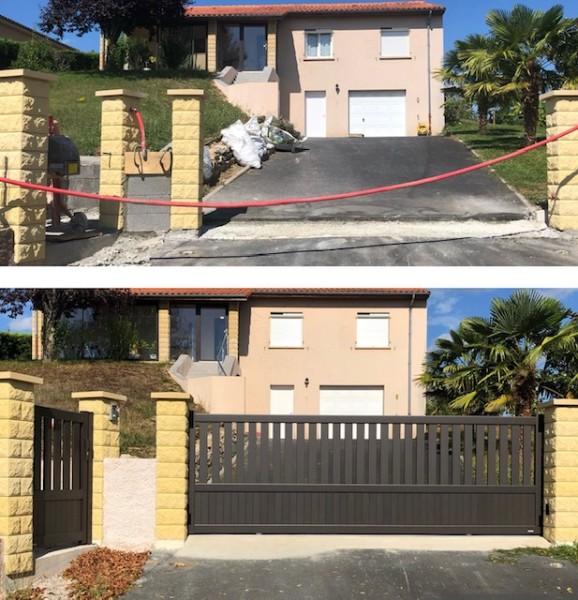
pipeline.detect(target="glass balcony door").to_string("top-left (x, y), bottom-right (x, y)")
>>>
top-left (220, 24), bottom-right (266, 71)
top-left (170, 305), bottom-right (227, 361)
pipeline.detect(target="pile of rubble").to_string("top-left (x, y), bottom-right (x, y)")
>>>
top-left (203, 116), bottom-right (305, 185)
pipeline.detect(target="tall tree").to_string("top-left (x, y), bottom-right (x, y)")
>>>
top-left (39, 0), bottom-right (189, 67)
top-left (486, 4), bottom-right (570, 145)
top-left (439, 34), bottom-right (506, 132)
top-left (0, 289), bottom-right (130, 361)
top-left (420, 291), bottom-right (578, 416)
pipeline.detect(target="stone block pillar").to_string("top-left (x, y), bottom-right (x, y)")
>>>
top-left (543, 399), bottom-right (578, 544)
top-left (267, 21), bottom-right (278, 70)
top-left (228, 302), bottom-right (239, 358)
top-left (167, 89), bottom-right (204, 232)
top-left (96, 89), bottom-right (146, 231)
top-left (0, 69), bottom-right (55, 265)
top-left (152, 392), bottom-right (191, 548)
top-left (0, 372), bottom-right (43, 578)
top-left (541, 90), bottom-right (578, 230)
top-left (158, 301), bottom-right (170, 362)
top-left (31, 309), bottom-right (43, 361)
top-left (207, 20), bottom-right (218, 72)
top-left (73, 391), bottom-right (126, 544)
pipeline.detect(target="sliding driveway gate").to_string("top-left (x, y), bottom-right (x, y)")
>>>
top-left (189, 414), bottom-right (543, 534)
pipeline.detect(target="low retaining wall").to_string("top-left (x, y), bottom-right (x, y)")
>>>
top-left (103, 457), bottom-right (156, 551)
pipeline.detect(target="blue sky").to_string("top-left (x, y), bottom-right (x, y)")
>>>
top-left (3, 290), bottom-right (578, 348)
top-left (4, 0), bottom-right (577, 52)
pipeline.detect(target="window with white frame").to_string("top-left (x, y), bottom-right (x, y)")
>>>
top-left (305, 30), bottom-right (333, 58)
top-left (356, 313), bottom-right (390, 348)
top-left (380, 29), bottom-right (410, 58)
top-left (270, 312), bottom-right (304, 347)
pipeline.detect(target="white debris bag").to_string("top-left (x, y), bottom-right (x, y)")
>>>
top-left (202, 146), bottom-right (213, 182)
top-left (220, 120), bottom-right (261, 169)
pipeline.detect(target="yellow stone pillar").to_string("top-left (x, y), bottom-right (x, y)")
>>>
top-left (541, 90), bottom-right (578, 230)
top-left (0, 372), bottom-right (43, 578)
top-left (96, 89), bottom-right (146, 231)
top-left (543, 399), bottom-right (578, 544)
top-left (207, 20), bottom-right (217, 72)
top-left (152, 392), bottom-right (191, 548)
top-left (158, 301), bottom-right (170, 362)
top-left (228, 302), bottom-right (239, 358)
top-left (267, 20), bottom-right (277, 69)
top-left (73, 391), bottom-right (126, 544)
top-left (0, 69), bottom-right (55, 265)
top-left (167, 89), bottom-right (205, 232)
top-left (31, 309), bottom-right (43, 361)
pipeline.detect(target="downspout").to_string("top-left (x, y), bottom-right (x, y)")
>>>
top-left (426, 9), bottom-right (433, 135)
top-left (407, 292), bottom-right (416, 415)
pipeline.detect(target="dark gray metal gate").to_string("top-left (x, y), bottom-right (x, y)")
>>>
top-left (189, 414), bottom-right (543, 535)
top-left (33, 406), bottom-right (93, 549)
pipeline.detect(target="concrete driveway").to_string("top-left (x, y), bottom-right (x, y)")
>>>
top-left (124, 538), bottom-right (577, 600)
top-left (204, 137), bottom-right (533, 224)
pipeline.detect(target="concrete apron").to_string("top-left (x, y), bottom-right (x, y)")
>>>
top-left (174, 535), bottom-right (550, 561)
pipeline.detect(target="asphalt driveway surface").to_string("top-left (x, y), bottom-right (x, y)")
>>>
top-left (204, 138), bottom-right (532, 224)
top-left (124, 550), bottom-right (578, 599)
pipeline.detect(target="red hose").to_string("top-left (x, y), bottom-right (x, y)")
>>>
top-left (130, 108), bottom-right (147, 158)
top-left (0, 124), bottom-right (576, 209)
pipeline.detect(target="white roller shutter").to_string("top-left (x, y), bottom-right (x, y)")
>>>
top-left (356, 313), bottom-right (390, 348)
top-left (270, 313), bottom-right (303, 347)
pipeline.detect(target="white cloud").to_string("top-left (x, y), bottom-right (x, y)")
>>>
top-left (8, 316), bottom-right (32, 333)
top-left (428, 291), bottom-right (464, 331)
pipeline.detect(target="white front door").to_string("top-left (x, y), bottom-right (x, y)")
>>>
top-left (349, 91), bottom-right (406, 137)
top-left (270, 385), bottom-right (294, 438)
top-left (305, 91), bottom-right (327, 137)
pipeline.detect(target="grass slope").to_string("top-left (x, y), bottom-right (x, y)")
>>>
top-left (50, 71), bottom-right (247, 155)
top-left (0, 361), bottom-right (181, 456)
top-left (447, 121), bottom-right (547, 207)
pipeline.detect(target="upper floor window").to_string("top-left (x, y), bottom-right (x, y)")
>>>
top-left (305, 30), bottom-right (333, 58)
top-left (356, 313), bottom-right (390, 348)
top-left (270, 312), bottom-right (304, 348)
top-left (380, 29), bottom-right (410, 58)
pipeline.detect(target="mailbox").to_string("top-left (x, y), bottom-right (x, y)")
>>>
top-left (48, 134), bottom-right (81, 177)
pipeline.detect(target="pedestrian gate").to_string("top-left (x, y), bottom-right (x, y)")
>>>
top-left (33, 406), bottom-right (93, 549)
top-left (189, 414), bottom-right (543, 534)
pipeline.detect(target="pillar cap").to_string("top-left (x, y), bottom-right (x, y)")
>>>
top-left (540, 90), bottom-right (578, 102)
top-left (72, 391), bottom-right (127, 402)
top-left (0, 69), bottom-right (56, 83)
top-left (95, 89), bottom-right (147, 99)
top-left (151, 392), bottom-right (191, 400)
top-left (542, 398), bottom-right (578, 409)
top-left (167, 89), bottom-right (205, 97)
top-left (0, 371), bottom-right (43, 385)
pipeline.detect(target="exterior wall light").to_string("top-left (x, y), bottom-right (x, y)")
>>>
top-left (335, 84), bottom-right (340, 94)
top-left (304, 377), bottom-right (310, 387)
top-left (109, 403), bottom-right (120, 423)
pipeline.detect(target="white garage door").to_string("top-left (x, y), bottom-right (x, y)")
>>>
top-left (320, 386), bottom-right (384, 415)
top-left (305, 91), bottom-right (327, 138)
top-left (349, 91), bottom-right (406, 137)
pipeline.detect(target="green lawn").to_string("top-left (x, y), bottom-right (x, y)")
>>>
top-left (50, 71), bottom-right (247, 155)
top-left (0, 360), bottom-right (183, 457)
top-left (446, 121), bottom-right (547, 207)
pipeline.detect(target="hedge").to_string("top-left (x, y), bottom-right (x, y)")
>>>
top-left (0, 332), bottom-right (32, 360)
top-left (0, 37), bottom-right (98, 72)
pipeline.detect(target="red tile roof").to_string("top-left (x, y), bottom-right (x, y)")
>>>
top-left (185, 2), bottom-right (445, 18)
top-left (131, 288), bottom-right (429, 298)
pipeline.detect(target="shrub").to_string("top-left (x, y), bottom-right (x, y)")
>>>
top-left (160, 28), bottom-right (192, 70)
top-left (444, 95), bottom-right (472, 126)
top-left (13, 38), bottom-right (56, 71)
top-left (55, 50), bottom-right (99, 71)
top-left (127, 37), bottom-right (151, 70)
top-left (107, 35), bottom-right (129, 71)
top-left (0, 332), bottom-right (32, 360)
top-left (0, 38), bottom-right (19, 69)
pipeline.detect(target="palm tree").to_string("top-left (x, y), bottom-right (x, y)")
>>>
top-left (486, 4), bottom-right (569, 145)
top-left (420, 291), bottom-right (578, 416)
top-left (439, 34), bottom-right (504, 132)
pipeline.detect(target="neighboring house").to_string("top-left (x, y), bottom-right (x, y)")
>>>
top-left (122, 1), bottom-right (445, 137)
top-left (0, 14), bottom-right (76, 51)
top-left (31, 288), bottom-right (429, 416)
